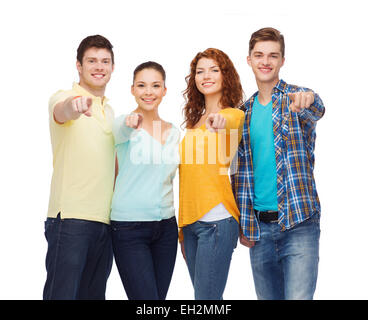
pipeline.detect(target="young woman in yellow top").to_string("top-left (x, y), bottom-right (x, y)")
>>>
top-left (179, 48), bottom-right (245, 299)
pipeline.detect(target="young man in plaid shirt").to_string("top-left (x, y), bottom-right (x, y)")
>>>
top-left (231, 27), bottom-right (325, 300)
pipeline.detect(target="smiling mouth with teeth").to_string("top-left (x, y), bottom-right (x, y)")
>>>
top-left (92, 74), bottom-right (105, 79)
top-left (259, 68), bottom-right (272, 73)
top-left (142, 98), bottom-right (155, 103)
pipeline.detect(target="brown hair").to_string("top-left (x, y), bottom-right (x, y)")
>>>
top-left (77, 35), bottom-right (114, 65)
top-left (183, 48), bottom-right (243, 128)
top-left (133, 61), bottom-right (166, 84)
top-left (249, 27), bottom-right (285, 57)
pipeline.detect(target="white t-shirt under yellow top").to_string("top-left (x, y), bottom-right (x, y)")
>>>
top-left (47, 83), bottom-right (115, 224)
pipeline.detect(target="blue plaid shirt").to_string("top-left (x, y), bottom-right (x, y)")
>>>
top-left (231, 79), bottom-right (325, 241)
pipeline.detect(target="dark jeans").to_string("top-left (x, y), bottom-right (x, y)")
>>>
top-left (43, 214), bottom-right (113, 300)
top-left (111, 216), bottom-right (178, 300)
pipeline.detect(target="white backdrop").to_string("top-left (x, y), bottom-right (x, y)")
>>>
top-left (0, 0), bottom-right (367, 300)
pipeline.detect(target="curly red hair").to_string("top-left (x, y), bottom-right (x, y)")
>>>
top-left (183, 48), bottom-right (244, 128)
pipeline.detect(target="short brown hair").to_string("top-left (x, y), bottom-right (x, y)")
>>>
top-left (249, 27), bottom-right (285, 57)
top-left (77, 35), bottom-right (114, 65)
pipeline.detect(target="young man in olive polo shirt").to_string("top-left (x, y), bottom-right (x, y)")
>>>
top-left (43, 35), bottom-right (115, 300)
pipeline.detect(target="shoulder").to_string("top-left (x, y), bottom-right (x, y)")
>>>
top-left (219, 107), bottom-right (245, 129)
top-left (284, 81), bottom-right (313, 94)
top-left (243, 92), bottom-right (258, 111)
top-left (220, 107), bottom-right (244, 118)
top-left (154, 120), bottom-right (180, 146)
top-left (166, 121), bottom-right (181, 141)
top-left (168, 122), bottom-right (180, 133)
top-left (48, 88), bottom-right (73, 109)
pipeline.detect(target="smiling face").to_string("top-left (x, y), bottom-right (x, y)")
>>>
top-left (76, 47), bottom-right (114, 96)
top-left (131, 68), bottom-right (167, 111)
top-left (247, 41), bottom-right (285, 86)
top-left (194, 58), bottom-right (223, 97)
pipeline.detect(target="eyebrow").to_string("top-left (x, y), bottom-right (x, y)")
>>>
top-left (196, 65), bottom-right (220, 70)
top-left (253, 51), bottom-right (281, 55)
top-left (85, 57), bottom-right (111, 60)
top-left (135, 81), bottom-right (163, 84)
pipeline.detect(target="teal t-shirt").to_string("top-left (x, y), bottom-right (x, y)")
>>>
top-left (250, 96), bottom-right (278, 211)
top-left (111, 114), bottom-right (180, 221)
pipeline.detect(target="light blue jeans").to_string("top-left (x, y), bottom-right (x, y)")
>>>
top-left (250, 215), bottom-right (320, 300)
top-left (183, 216), bottom-right (238, 300)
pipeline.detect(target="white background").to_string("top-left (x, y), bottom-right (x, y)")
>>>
top-left (0, 0), bottom-right (367, 300)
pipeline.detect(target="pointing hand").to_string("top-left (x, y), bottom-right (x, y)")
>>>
top-left (205, 113), bottom-right (226, 132)
top-left (288, 91), bottom-right (314, 113)
top-left (125, 113), bottom-right (144, 129)
top-left (69, 96), bottom-right (93, 119)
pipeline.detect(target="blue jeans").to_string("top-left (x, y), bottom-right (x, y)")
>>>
top-left (250, 215), bottom-right (320, 300)
top-left (111, 217), bottom-right (178, 300)
top-left (183, 216), bottom-right (238, 300)
top-left (43, 214), bottom-right (113, 300)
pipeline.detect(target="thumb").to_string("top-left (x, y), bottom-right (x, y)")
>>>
top-left (86, 97), bottom-right (93, 107)
top-left (206, 113), bottom-right (215, 125)
top-left (136, 113), bottom-right (144, 128)
top-left (137, 113), bottom-right (144, 122)
top-left (288, 92), bottom-right (296, 101)
top-left (205, 114), bottom-right (216, 132)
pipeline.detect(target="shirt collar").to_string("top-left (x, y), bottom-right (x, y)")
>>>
top-left (273, 79), bottom-right (287, 94)
top-left (245, 79), bottom-right (287, 110)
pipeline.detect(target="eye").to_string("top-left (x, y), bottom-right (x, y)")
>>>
top-left (196, 70), bottom-right (203, 74)
top-left (137, 84), bottom-right (144, 87)
top-left (153, 84), bottom-right (161, 88)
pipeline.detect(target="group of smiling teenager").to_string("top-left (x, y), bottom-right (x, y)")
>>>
top-left (43, 27), bottom-right (325, 301)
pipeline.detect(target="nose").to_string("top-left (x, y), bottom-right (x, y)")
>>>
top-left (261, 56), bottom-right (270, 65)
top-left (144, 86), bottom-right (153, 95)
top-left (203, 70), bottom-right (211, 79)
top-left (95, 61), bottom-right (105, 70)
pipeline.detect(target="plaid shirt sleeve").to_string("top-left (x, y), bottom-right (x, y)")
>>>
top-left (230, 95), bottom-right (260, 241)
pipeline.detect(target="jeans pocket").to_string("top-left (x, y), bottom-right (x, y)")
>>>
top-left (303, 215), bottom-right (321, 229)
top-left (44, 217), bottom-right (56, 232)
top-left (196, 220), bottom-right (218, 228)
top-left (111, 221), bottom-right (142, 232)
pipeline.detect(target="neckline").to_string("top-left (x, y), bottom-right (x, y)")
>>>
top-left (255, 95), bottom-right (272, 108)
top-left (139, 124), bottom-right (174, 147)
